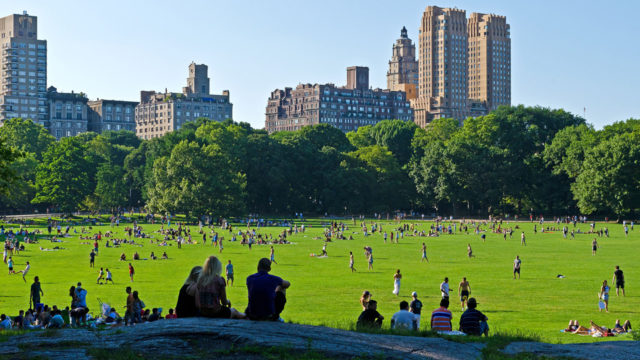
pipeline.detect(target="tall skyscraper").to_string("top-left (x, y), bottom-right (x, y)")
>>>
top-left (387, 26), bottom-right (418, 99)
top-left (412, 6), bottom-right (510, 128)
top-left (0, 12), bottom-right (47, 126)
top-left (468, 13), bottom-right (511, 112)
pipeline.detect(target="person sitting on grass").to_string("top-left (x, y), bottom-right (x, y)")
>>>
top-left (192, 256), bottom-right (245, 319)
top-left (430, 298), bottom-right (452, 332)
top-left (165, 308), bottom-right (177, 319)
top-left (357, 300), bottom-right (384, 329)
top-left (0, 314), bottom-right (12, 330)
top-left (459, 298), bottom-right (489, 336)
top-left (390, 300), bottom-right (417, 331)
top-left (245, 258), bottom-right (290, 321)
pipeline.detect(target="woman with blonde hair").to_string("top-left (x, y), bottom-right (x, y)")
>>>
top-left (194, 256), bottom-right (245, 319)
top-left (176, 266), bottom-right (202, 318)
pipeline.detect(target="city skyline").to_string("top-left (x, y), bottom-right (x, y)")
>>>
top-left (2, 0), bottom-right (638, 130)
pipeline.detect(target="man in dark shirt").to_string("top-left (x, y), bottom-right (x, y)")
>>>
top-left (459, 298), bottom-right (488, 336)
top-left (613, 266), bottom-right (625, 296)
top-left (409, 291), bottom-right (423, 330)
top-left (30, 276), bottom-right (43, 311)
top-left (357, 300), bottom-right (384, 329)
top-left (245, 258), bottom-right (290, 321)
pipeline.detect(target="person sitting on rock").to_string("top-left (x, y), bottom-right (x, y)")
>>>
top-left (357, 300), bottom-right (384, 329)
top-left (245, 258), bottom-right (290, 321)
top-left (459, 298), bottom-right (488, 336)
top-left (390, 300), bottom-right (417, 331)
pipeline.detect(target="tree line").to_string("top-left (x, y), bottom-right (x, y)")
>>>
top-left (0, 106), bottom-right (638, 218)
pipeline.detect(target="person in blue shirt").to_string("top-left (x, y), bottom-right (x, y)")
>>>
top-left (225, 260), bottom-right (234, 286)
top-left (245, 258), bottom-right (290, 321)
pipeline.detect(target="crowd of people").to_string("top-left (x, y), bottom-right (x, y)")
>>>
top-left (0, 214), bottom-right (635, 341)
top-left (0, 256), bottom-right (290, 330)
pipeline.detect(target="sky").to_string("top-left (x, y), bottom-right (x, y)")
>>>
top-left (3, 0), bottom-right (639, 129)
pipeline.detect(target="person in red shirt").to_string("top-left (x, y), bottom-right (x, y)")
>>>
top-left (165, 308), bottom-right (177, 319)
top-left (430, 298), bottom-right (452, 331)
top-left (129, 263), bottom-right (135, 282)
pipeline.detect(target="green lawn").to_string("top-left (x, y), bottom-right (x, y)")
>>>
top-left (0, 216), bottom-right (637, 344)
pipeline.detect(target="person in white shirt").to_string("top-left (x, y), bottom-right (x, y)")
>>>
top-left (391, 301), bottom-right (417, 330)
top-left (440, 277), bottom-right (450, 300)
top-left (19, 261), bottom-right (30, 283)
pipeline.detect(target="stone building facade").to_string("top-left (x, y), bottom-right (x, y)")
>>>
top-left (265, 67), bottom-right (413, 133)
top-left (135, 63), bottom-right (232, 139)
top-left (387, 27), bottom-right (418, 99)
top-left (0, 12), bottom-right (47, 126)
top-left (88, 99), bottom-right (138, 133)
top-left (46, 86), bottom-right (88, 140)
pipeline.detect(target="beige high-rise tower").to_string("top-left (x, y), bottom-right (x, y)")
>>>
top-left (413, 6), bottom-right (469, 127)
top-left (411, 6), bottom-right (510, 128)
top-left (0, 12), bottom-right (47, 126)
top-left (468, 13), bottom-right (511, 112)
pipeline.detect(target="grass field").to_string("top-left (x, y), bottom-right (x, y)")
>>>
top-left (0, 216), bottom-right (637, 344)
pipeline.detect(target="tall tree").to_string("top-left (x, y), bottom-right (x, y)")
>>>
top-left (32, 137), bottom-right (91, 213)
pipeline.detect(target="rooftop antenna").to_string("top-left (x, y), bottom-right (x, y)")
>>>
top-left (583, 107), bottom-right (586, 119)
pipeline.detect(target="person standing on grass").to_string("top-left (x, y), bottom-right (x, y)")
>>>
top-left (392, 269), bottom-right (402, 296)
top-left (19, 261), bottom-right (30, 283)
top-left (129, 263), bottom-right (135, 282)
top-left (409, 292), bottom-right (423, 330)
top-left (421, 243), bottom-right (428, 262)
top-left (599, 280), bottom-right (610, 312)
top-left (440, 277), bottom-right (450, 300)
top-left (367, 252), bottom-right (374, 270)
top-left (467, 244), bottom-right (474, 258)
top-left (219, 237), bottom-right (224, 253)
top-left (270, 246), bottom-right (277, 264)
top-left (349, 251), bottom-right (356, 272)
top-left (30, 276), bottom-right (43, 311)
top-left (226, 260), bottom-right (234, 286)
top-left (592, 238), bottom-right (599, 255)
top-left (521, 232), bottom-right (526, 246)
top-left (96, 267), bottom-right (104, 284)
top-left (105, 268), bottom-right (114, 284)
top-left (459, 277), bottom-right (471, 310)
top-left (7, 256), bottom-right (15, 274)
top-left (613, 266), bottom-right (625, 296)
top-left (513, 256), bottom-right (521, 279)
top-left (89, 249), bottom-right (96, 268)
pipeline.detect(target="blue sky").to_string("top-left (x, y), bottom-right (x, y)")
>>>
top-left (4, 0), bottom-right (639, 129)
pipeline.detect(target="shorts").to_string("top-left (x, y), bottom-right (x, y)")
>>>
top-left (227, 274), bottom-right (234, 281)
top-left (202, 306), bottom-right (231, 319)
top-left (616, 281), bottom-right (625, 289)
top-left (8, 266), bottom-right (13, 271)
top-left (592, 246), bottom-right (597, 251)
top-left (460, 290), bottom-right (469, 302)
top-left (514, 268), bottom-right (520, 274)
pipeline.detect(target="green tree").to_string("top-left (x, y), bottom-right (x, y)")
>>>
top-left (572, 133), bottom-right (640, 218)
top-left (0, 118), bottom-right (55, 160)
top-left (32, 137), bottom-right (91, 213)
top-left (94, 165), bottom-right (128, 210)
top-left (147, 140), bottom-right (246, 217)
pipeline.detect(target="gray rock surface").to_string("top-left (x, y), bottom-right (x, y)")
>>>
top-left (0, 318), bottom-right (483, 359)
top-left (502, 340), bottom-right (640, 359)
